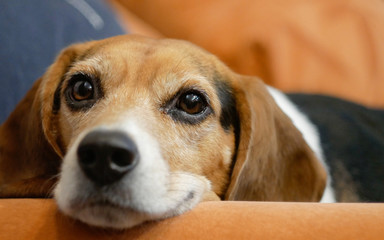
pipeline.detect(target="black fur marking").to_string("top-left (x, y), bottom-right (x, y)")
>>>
top-left (52, 60), bottom-right (79, 114)
top-left (213, 75), bottom-right (239, 132)
top-left (52, 77), bottom-right (65, 114)
top-left (212, 74), bottom-right (240, 200)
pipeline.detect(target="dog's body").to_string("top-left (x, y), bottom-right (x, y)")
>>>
top-left (270, 89), bottom-right (384, 202)
top-left (287, 93), bottom-right (384, 202)
top-left (0, 35), bottom-right (383, 229)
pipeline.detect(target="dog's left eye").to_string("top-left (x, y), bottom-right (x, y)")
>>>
top-left (177, 92), bottom-right (206, 115)
top-left (163, 89), bottom-right (212, 124)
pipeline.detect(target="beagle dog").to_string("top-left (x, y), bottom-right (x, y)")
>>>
top-left (0, 35), bottom-right (382, 229)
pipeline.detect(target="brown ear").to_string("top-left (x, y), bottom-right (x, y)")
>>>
top-left (225, 76), bottom-right (326, 201)
top-left (0, 42), bottom-right (95, 197)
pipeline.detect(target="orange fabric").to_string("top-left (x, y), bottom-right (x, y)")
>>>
top-left (108, 0), bottom-right (163, 38)
top-left (0, 199), bottom-right (383, 239)
top-left (111, 0), bottom-right (384, 107)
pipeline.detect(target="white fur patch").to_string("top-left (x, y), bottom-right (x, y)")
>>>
top-left (267, 87), bottom-right (336, 203)
top-left (54, 117), bottom-right (210, 229)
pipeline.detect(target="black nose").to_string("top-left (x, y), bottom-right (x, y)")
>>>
top-left (77, 130), bottom-right (139, 186)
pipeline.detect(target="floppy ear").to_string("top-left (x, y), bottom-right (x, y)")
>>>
top-left (225, 76), bottom-right (326, 201)
top-left (0, 42), bottom-right (95, 197)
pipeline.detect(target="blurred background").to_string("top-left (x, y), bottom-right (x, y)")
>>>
top-left (1, 0), bottom-right (384, 123)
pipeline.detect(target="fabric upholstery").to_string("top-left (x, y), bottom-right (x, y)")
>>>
top-left (0, 199), bottom-right (383, 240)
top-left (111, 0), bottom-right (384, 108)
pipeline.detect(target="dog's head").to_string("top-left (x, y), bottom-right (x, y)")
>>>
top-left (0, 35), bottom-right (326, 228)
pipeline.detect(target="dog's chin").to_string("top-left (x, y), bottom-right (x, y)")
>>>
top-left (70, 202), bottom-right (150, 229)
top-left (59, 193), bottom-right (201, 229)
top-left (54, 170), bottom-right (211, 229)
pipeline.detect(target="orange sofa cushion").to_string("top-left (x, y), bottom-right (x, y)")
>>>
top-left (111, 0), bottom-right (384, 108)
top-left (0, 199), bottom-right (383, 240)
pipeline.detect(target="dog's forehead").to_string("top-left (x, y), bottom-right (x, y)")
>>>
top-left (87, 37), bottom-right (212, 67)
top-left (76, 37), bottom-right (223, 94)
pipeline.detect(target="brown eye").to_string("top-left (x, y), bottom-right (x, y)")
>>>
top-left (65, 73), bottom-right (102, 111)
top-left (177, 92), bottom-right (206, 114)
top-left (72, 80), bottom-right (93, 101)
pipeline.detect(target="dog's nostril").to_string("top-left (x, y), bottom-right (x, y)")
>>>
top-left (77, 130), bottom-right (139, 186)
top-left (110, 148), bottom-right (135, 168)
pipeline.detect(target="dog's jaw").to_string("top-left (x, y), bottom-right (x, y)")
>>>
top-left (54, 119), bottom-right (211, 229)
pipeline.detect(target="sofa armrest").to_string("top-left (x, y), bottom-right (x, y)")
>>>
top-left (0, 199), bottom-right (383, 240)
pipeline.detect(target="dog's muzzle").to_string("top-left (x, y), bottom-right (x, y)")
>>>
top-left (77, 130), bottom-right (139, 186)
top-left (55, 123), bottom-right (210, 229)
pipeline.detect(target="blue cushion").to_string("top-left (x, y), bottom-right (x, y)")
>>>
top-left (0, 0), bottom-right (126, 122)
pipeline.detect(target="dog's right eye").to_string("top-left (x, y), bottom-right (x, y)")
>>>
top-left (72, 79), bottom-right (94, 101)
top-left (65, 74), bottom-right (102, 111)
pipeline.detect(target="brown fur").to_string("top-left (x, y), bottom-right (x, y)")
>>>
top-left (225, 76), bottom-right (326, 201)
top-left (0, 35), bottom-right (326, 201)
